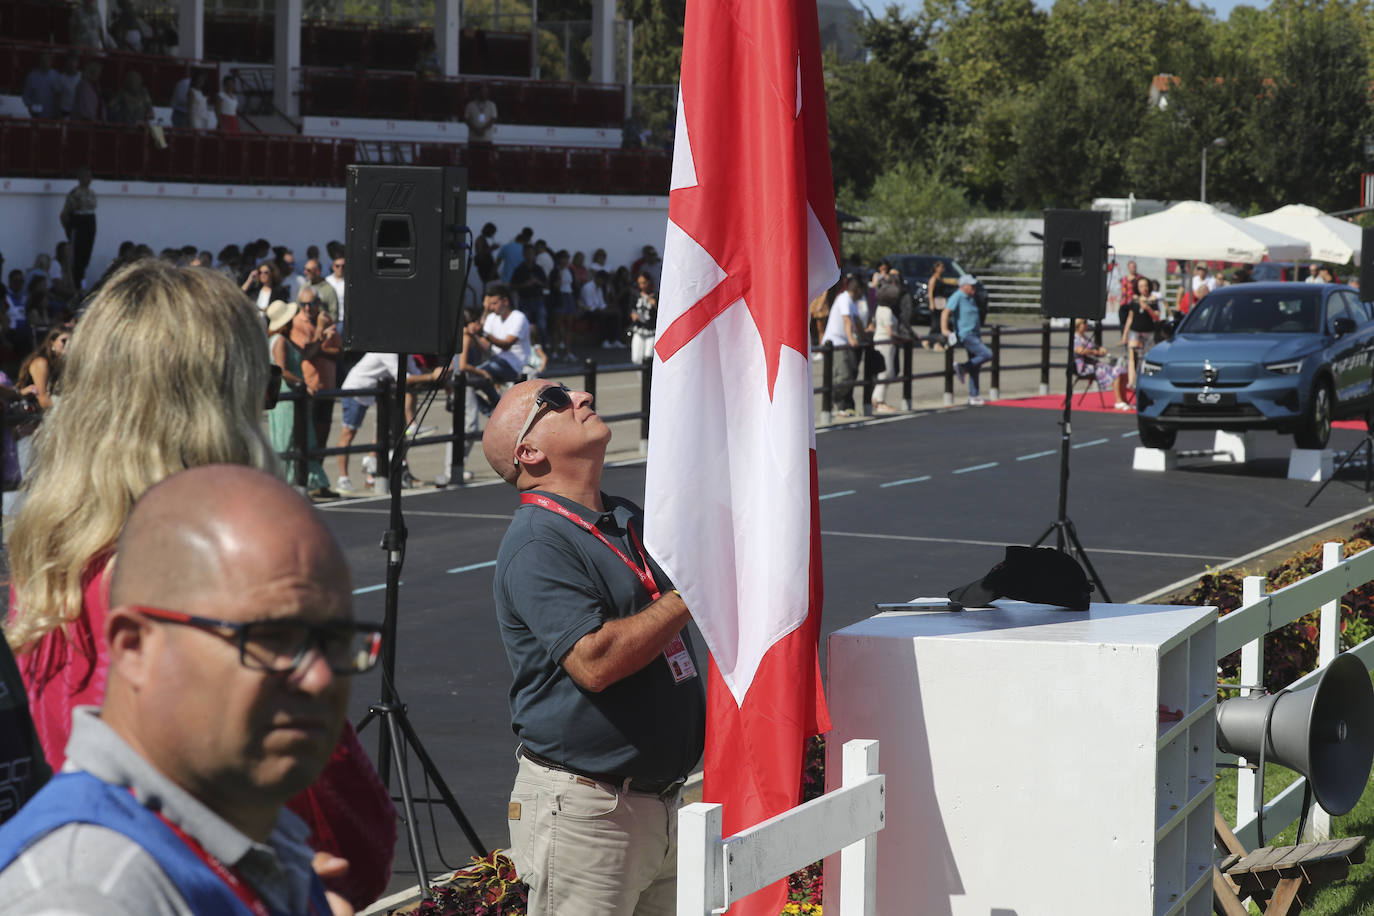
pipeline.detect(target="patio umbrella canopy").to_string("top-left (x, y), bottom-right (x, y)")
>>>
top-left (1108, 200), bottom-right (1310, 262)
top-left (1246, 204), bottom-right (1363, 265)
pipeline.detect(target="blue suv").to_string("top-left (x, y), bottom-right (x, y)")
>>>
top-left (1134, 282), bottom-right (1374, 450)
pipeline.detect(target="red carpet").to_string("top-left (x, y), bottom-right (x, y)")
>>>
top-left (990, 393), bottom-right (1365, 429)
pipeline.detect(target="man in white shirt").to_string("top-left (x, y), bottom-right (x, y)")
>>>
top-left (325, 256), bottom-right (346, 332)
top-left (461, 282), bottom-right (532, 415)
top-left (332, 352), bottom-right (442, 492)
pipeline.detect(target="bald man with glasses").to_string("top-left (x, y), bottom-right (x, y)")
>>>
top-left (481, 380), bottom-right (705, 916)
top-left (0, 466), bottom-right (380, 916)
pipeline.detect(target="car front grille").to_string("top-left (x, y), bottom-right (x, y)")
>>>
top-left (1161, 404), bottom-right (1265, 420)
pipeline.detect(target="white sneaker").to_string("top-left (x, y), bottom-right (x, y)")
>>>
top-left (361, 455), bottom-right (377, 475)
top-left (968, 396), bottom-right (986, 406)
top-left (405, 423), bottom-right (436, 437)
top-left (336, 476), bottom-right (356, 493)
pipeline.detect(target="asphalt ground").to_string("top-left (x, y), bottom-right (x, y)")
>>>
top-left (319, 398), bottom-right (1374, 894)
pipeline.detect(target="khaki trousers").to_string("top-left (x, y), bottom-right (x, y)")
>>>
top-left (507, 753), bottom-right (680, 916)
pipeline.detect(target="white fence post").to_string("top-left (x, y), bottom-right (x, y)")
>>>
top-left (1305, 542), bottom-right (1345, 841)
top-left (1237, 575), bottom-right (1266, 827)
top-left (839, 739), bottom-right (881, 916)
top-left (677, 802), bottom-right (724, 916)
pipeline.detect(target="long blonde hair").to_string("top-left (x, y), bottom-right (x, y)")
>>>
top-left (7, 259), bottom-right (278, 652)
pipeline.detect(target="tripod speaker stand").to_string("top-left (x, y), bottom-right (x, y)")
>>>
top-left (355, 358), bottom-right (487, 898)
top-left (1304, 413), bottom-right (1374, 507)
top-left (1029, 326), bottom-right (1112, 602)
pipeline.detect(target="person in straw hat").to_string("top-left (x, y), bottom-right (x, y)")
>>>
top-left (266, 299), bottom-right (335, 498)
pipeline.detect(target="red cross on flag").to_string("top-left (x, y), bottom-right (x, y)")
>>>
top-left (642, 0), bottom-right (838, 910)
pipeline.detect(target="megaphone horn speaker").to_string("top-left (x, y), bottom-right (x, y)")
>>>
top-left (1215, 652), bottom-right (1374, 816)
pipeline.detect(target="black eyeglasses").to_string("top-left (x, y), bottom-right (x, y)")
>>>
top-left (132, 605), bottom-right (383, 675)
top-left (513, 384), bottom-right (573, 469)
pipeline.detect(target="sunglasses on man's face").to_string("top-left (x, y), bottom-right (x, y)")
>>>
top-left (512, 384), bottom-right (574, 469)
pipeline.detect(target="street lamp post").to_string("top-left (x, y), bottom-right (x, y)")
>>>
top-left (1200, 136), bottom-right (1227, 203)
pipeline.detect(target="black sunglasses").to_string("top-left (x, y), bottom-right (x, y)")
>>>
top-left (513, 384), bottom-right (574, 469)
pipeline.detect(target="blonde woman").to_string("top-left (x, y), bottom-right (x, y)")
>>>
top-left (4, 259), bottom-right (394, 910)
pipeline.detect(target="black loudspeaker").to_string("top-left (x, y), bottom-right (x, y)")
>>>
top-left (1040, 209), bottom-right (1109, 320)
top-left (345, 165), bottom-right (468, 354)
top-left (1215, 652), bottom-right (1374, 816)
top-left (1361, 227), bottom-right (1374, 299)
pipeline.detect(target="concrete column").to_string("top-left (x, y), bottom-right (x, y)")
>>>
top-left (177, 0), bottom-right (203, 59)
top-left (589, 0), bottom-right (615, 84)
top-left (435, 0), bottom-right (460, 77)
top-left (274, 0), bottom-right (302, 117)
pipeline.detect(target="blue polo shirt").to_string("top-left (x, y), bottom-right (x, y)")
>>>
top-left (946, 288), bottom-right (980, 338)
top-left (493, 490), bottom-right (706, 781)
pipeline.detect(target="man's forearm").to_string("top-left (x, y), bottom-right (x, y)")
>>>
top-left (560, 591), bottom-right (691, 692)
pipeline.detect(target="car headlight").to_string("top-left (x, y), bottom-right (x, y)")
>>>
top-left (1264, 359), bottom-right (1304, 375)
top-left (1140, 360), bottom-right (1162, 376)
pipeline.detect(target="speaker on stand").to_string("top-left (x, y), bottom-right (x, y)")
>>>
top-left (1030, 209), bottom-right (1112, 601)
top-left (345, 165), bottom-right (487, 897)
top-left (1216, 652), bottom-right (1374, 844)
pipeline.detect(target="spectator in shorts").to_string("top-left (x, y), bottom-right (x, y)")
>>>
top-left (333, 353), bottom-right (442, 492)
top-left (548, 249), bottom-right (575, 361)
top-left (459, 282), bottom-right (532, 414)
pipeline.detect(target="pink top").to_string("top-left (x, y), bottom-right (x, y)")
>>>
top-left (12, 552), bottom-right (114, 772)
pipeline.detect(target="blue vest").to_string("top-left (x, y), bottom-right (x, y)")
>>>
top-left (0, 771), bottom-right (331, 916)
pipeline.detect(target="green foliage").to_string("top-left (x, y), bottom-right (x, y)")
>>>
top-left (858, 161), bottom-right (1015, 265)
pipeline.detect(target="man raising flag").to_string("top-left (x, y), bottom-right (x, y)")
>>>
top-left (644, 0), bottom-right (838, 910)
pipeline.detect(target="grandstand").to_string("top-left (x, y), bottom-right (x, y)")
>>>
top-left (0, 0), bottom-right (674, 280)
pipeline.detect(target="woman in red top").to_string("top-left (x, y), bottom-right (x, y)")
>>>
top-left (5, 259), bottom-right (394, 910)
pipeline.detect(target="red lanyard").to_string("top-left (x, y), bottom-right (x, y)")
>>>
top-left (139, 791), bottom-right (319, 916)
top-left (520, 492), bottom-right (661, 600)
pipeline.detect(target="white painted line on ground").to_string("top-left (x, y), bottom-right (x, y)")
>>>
top-left (448, 560), bottom-right (498, 575)
top-left (819, 490), bottom-right (856, 501)
top-left (1130, 503), bottom-right (1374, 604)
top-left (327, 507), bottom-right (514, 520)
top-left (821, 530), bottom-right (1227, 561)
top-left (1072, 437), bottom-right (1109, 449)
top-left (352, 583), bottom-right (393, 595)
top-left (953, 462), bottom-right (998, 475)
top-left (1121, 430), bottom-right (1139, 438)
top-left (879, 476), bottom-right (931, 488)
top-left (1017, 450), bottom-right (1057, 461)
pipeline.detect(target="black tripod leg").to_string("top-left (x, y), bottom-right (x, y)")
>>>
top-left (383, 705), bottom-right (433, 895)
top-left (392, 707), bottom-right (490, 858)
top-left (1060, 516), bottom-right (1112, 603)
top-left (1030, 521), bottom-right (1059, 549)
top-left (1303, 435), bottom-right (1372, 508)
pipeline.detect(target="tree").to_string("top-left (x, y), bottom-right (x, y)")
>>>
top-left (859, 160), bottom-right (1014, 265)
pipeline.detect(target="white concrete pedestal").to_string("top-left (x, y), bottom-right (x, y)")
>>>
top-left (1288, 448), bottom-right (1334, 481)
top-left (1212, 430), bottom-right (1253, 463)
top-left (1133, 446), bottom-right (1176, 471)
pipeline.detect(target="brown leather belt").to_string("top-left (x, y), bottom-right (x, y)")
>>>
top-left (518, 745), bottom-right (684, 797)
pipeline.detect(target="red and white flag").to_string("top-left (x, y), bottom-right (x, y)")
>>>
top-left (643, 0), bottom-right (837, 910)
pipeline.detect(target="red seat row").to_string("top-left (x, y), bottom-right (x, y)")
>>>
top-left (302, 70), bottom-right (625, 129)
top-left (0, 118), bottom-right (353, 185)
top-left (0, 117), bottom-right (670, 196)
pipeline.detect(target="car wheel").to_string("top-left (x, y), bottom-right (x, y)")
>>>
top-left (1294, 381), bottom-right (1333, 450)
top-left (1137, 418), bottom-right (1176, 450)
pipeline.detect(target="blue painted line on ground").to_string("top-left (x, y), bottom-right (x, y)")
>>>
top-left (1122, 430), bottom-right (1139, 438)
top-left (953, 462), bottom-right (999, 475)
top-left (819, 490), bottom-right (857, 501)
top-left (879, 476), bottom-right (931, 488)
top-left (448, 560), bottom-right (498, 575)
top-left (352, 583), bottom-right (392, 595)
top-left (1072, 438), bottom-right (1110, 449)
top-left (1016, 450), bottom-right (1057, 462)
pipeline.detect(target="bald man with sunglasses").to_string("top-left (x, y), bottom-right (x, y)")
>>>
top-left (482, 380), bottom-right (705, 916)
top-left (0, 466), bottom-right (381, 916)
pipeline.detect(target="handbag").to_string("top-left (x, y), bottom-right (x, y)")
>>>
top-left (863, 347), bottom-right (886, 377)
top-left (285, 720), bottom-right (398, 909)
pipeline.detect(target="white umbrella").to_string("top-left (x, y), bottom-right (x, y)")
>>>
top-left (1108, 200), bottom-right (1310, 262)
top-left (1246, 204), bottom-right (1362, 265)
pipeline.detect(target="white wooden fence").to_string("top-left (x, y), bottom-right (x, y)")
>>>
top-left (677, 739), bottom-right (885, 916)
top-left (1217, 539), bottom-right (1374, 849)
